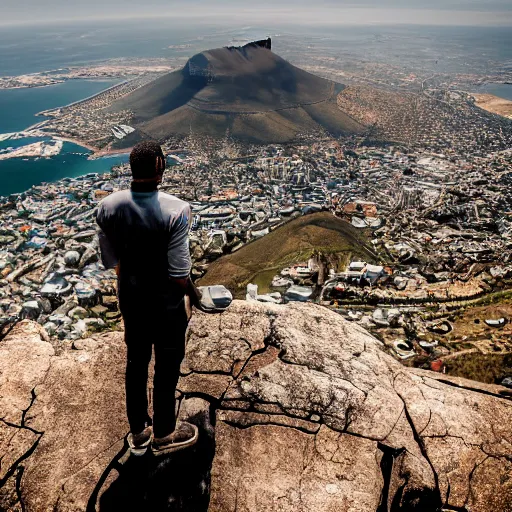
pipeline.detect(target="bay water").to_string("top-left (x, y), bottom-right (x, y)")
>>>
top-left (0, 79), bottom-right (128, 196)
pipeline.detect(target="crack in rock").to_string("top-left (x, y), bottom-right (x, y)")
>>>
top-left (392, 384), bottom-right (443, 509)
top-left (376, 442), bottom-right (405, 512)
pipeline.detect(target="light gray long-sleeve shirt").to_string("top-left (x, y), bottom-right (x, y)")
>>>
top-left (96, 189), bottom-right (192, 308)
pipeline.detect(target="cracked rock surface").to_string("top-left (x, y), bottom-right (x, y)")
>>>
top-left (0, 301), bottom-right (511, 511)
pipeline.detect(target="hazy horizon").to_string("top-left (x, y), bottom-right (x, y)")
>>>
top-left (2, 0), bottom-right (512, 27)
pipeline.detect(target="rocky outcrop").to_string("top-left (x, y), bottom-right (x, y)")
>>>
top-left (240, 38), bottom-right (271, 51)
top-left (0, 301), bottom-right (511, 511)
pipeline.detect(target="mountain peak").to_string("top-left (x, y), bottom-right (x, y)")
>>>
top-left (236, 37), bottom-right (271, 50)
top-left (108, 38), bottom-right (364, 144)
top-left (186, 38), bottom-right (277, 79)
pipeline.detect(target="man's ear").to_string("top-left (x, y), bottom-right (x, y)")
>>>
top-left (158, 156), bottom-right (166, 172)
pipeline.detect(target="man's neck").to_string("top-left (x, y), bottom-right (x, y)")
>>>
top-left (131, 181), bottom-right (158, 193)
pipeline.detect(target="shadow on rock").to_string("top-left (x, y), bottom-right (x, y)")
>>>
top-left (87, 399), bottom-right (215, 512)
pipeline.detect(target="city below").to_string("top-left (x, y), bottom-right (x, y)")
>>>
top-left (1, 127), bottom-right (511, 389)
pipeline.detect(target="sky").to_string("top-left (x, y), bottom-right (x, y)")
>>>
top-left (2, 0), bottom-right (512, 26)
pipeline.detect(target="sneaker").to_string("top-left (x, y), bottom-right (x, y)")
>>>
top-left (151, 421), bottom-right (199, 456)
top-left (127, 426), bottom-right (153, 456)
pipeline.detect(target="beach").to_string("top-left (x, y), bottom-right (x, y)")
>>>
top-left (472, 93), bottom-right (512, 119)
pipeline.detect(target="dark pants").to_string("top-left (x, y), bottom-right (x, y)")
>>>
top-left (122, 300), bottom-right (188, 439)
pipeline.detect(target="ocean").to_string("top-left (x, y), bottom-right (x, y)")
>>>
top-left (479, 83), bottom-right (512, 101)
top-left (0, 79), bottom-right (128, 196)
top-left (0, 135), bottom-right (128, 197)
top-left (0, 79), bottom-right (122, 133)
top-left (0, 21), bottom-right (206, 78)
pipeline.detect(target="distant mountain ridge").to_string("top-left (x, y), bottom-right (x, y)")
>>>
top-left (109, 38), bottom-right (364, 144)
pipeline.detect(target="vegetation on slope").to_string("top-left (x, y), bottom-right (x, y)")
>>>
top-left (199, 212), bottom-right (377, 297)
top-left (444, 353), bottom-right (512, 385)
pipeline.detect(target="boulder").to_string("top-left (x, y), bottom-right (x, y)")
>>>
top-left (74, 281), bottom-right (98, 307)
top-left (43, 321), bottom-right (58, 336)
top-left (20, 300), bottom-right (40, 320)
top-left (0, 302), bottom-right (511, 512)
top-left (68, 306), bottom-right (88, 320)
top-left (64, 251), bottom-right (81, 268)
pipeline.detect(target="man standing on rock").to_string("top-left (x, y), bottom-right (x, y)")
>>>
top-left (96, 141), bottom-right (199, 456)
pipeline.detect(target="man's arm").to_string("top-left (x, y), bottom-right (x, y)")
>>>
top-left (168, 205), bottom-right (205, 307)
top-left (96, 206), bottom-right (119, 270)
top-left (98, 228), bottom-right (119, 270)
top-left (168, 205), bottom-right (192, 279)
top-left (169, 276), bottom-right (202, 308)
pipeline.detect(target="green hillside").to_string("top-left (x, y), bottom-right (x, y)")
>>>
top-left (199, 212), bottom-right (378, 297)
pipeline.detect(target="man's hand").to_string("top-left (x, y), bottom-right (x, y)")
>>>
top-left (169, 277), bottom-right (188, 290)
top-left (169, 276), bottom-right (203, 309)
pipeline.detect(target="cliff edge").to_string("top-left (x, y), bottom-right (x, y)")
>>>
top-left (0, 301), bottom-right (511, 511)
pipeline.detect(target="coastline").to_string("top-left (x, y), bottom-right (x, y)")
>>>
top-left (51, 136), bottom-right (98, 153)
top-left (5, 76), bottom-right (133, 157)
top-left (28, 78), bottom-right (134, 157)
top-left (90, 146), bottom-right (132, 159)
top-left (52, 135), bottom-right (132, 158)
top-left (471, 92), bottom-right (512, 119)
top-left (0, 81), bottom-right (64, 91)
top-left (35, 78), bottom-right (128, 117)
top-left (0, 76), bottom-right (128, 93)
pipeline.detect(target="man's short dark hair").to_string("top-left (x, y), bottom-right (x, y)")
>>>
top-left (130, 141), bottom-right (165, 179)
